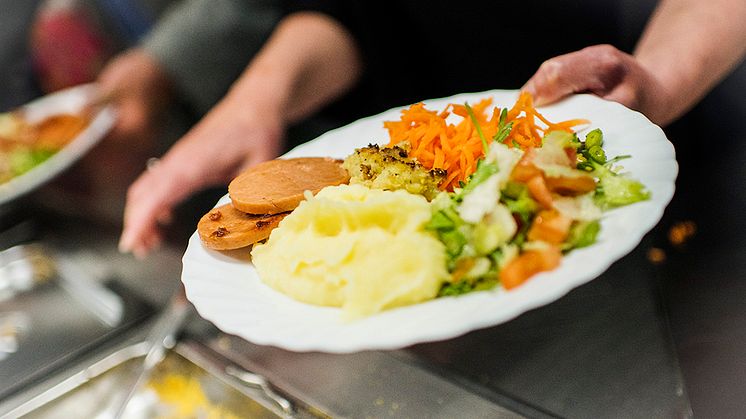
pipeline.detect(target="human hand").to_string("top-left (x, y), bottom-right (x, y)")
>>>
top-left (118, 92), bottom-right (284, 258)
top-left (95, 48), bottom-right (172, 147)
top-left (523, 44), bottom-right (673, 126)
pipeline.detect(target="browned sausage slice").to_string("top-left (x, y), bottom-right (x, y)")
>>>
top-left (229, 157), bottom-right (349, 214)
top-left (198, 203), bottom-right (289, 250)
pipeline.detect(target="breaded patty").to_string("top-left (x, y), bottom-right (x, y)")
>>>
top-left (342, 144), bottom-right (446, 201)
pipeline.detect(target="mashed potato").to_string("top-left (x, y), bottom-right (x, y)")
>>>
top-left (251, 184), bottom-right (448, 320)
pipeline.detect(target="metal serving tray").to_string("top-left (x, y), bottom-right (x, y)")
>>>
top-left (13, 340), bottom-right (295, 419)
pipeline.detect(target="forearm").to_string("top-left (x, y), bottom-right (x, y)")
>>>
top-left (224, 11), bottom-right (362, 125)
top-left (146, 12), bottom-right (361, 191)
top-left (634, 0), bottom-right (746, 122)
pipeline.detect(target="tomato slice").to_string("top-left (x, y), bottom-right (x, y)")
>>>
top-left (510, 149), bottom-right (542, 182)
top-left (527, 210), bottom-right (572, 244)
top-left (500, 245), bottom-right (562, 290)
top-left (545, 174), bottom-right (596, 196)
top-left (526, 176), bottom-right (553, 208)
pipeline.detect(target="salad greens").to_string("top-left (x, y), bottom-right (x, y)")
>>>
top-left (592, 161), bottom-right (651, 209)
top-left (428, 124), bottom-right (650, 295)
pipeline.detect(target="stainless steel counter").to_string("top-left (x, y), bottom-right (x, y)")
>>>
top-left (0, 199), bottom-right (692, 418)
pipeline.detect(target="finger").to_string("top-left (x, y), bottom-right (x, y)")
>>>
top-left (524, 45), bottom-right (627, 106)
top-left (120, 150), bottom-right (210, 256)
top-left (523, 54), bottom-right (593, 106)
top-left (120, 182), bottom-right (166, 254)
top-left (119, 199), bottom-right (163, 257)
top-left (130, 233), bottom-right (158, 260)
top-left (122, 213), bottom-right (163, 258)
top-left (236, 148), bottom-right (277, 176)
top-left (119, 185), bottom-right (160, 255)
top-left (119, 168), bottom-right (180, 255)
top-left (90, 84), bottom-right (117, 107)
top-left (94, 65), bottom-right (117, 93)
top-left (131, 231), bottom-right (162, 260)
top-left (238, 154), bottom-right (266, 174)
top-left (112, 100), bottom-right (150, 139)
top-left (603, 84), bottom-right (639, 111)
top-left (86, 81), bottom-right (121, 117)
top-left (236, 134), bottom-right (284, 175)
top-left (523, 57), bottom-right (571, 106)
top-left (94, 61), bottom-right (128, 103)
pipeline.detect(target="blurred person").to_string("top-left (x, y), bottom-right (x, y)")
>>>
top-left (93, 0), bottom-right (281, 146)
top-left (30, 0), bottom-right (171, 95)
top-left (522, 0), bottom-right (746, 126)
top-left (118, 0), bottom-right (746, 258)
top-left (28, 0), bottom-right (281, 222)
top-left (31, 0), bottom-right (281, 150)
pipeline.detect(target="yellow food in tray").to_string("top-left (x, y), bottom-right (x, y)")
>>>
top-left (251, 184), bottom-right (449, 320)
top-left (148, 373), bottom-right (242, 419)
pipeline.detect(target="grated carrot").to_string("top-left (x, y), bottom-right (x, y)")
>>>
top-left (384, 92), bottom-right (588, 191)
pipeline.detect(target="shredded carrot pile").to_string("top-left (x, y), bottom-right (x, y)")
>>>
top-left (504, 92), bottom-right (589, 148)
top-left (384, 92), bottom-right (589, 191)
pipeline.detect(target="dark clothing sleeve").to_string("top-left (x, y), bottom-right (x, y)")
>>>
top-left (282, 1), bottom-right (625, 123)
top-left (142, 0), bottom-right (282, 115)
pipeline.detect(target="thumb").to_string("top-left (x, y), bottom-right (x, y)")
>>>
top-left (524, 45), bottom-right (631, 107)
top-left (119, 163), bottom-right (192, 254)
top-left (523, 59), bottom-right (577, 107)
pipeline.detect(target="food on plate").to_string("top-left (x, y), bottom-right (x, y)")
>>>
top-left (343, 144), bottom-right (445, 201)
top-left (384, 92), bottom-right (588, 190)
top-left (251, 184), bottom-right (449, 320)
top-left (424, 118), bottom-right (648, 295)
top-left (208, 92), bottom-right (651, 320)
top-left (0, 111), bottom-right (89, 183)
top-left (197, 203), bottom-right (289, 250)
top-left (228, 157), bottom-right (349, 214)
top-left (197, 157), bottom-right (350, 251)
top-left (33, 114), bottom-right (89, 149)
top-left (0, 113), bottom-right (31, 141)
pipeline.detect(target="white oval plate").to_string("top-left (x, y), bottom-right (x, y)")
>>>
top-left (181, 90), bottom-right (677, 353)
top-left (0, 84), bottom-right (116, 206)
